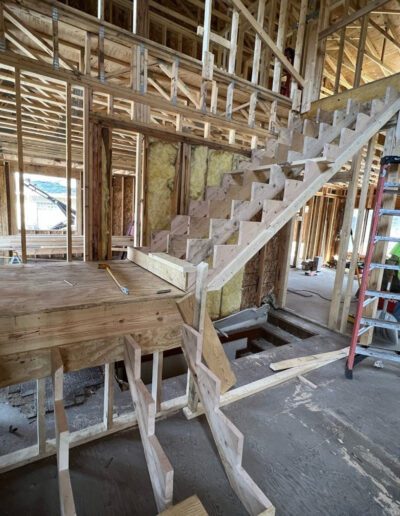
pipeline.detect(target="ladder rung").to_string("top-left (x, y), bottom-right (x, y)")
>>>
top-left (361, 317), bottom-right (400, 330)
top-left (355, 346), bottom-right (400, 363)
top-left (358, 326), bottom-right (372, 336)
top-left (365, 289), bottom-right (400, 301)
top-left (370, 263), bottom-right (400, 271)
top-left (384, 182), bottom-right (400, 188)
top-left (380, 209), bottom-right (400, 216)
top-left (374, 236), bottom-right (400, 243)
top-left (363, 297), bottom-right (376, 307)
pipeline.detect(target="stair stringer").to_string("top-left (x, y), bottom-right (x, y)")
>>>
top-left (181, 323), bottom-right (275, 516)
top-left (207, 95), bottom-right (400, 291)
top-left (124, 336), bottom-right (174, 512)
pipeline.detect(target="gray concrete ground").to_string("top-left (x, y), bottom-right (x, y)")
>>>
top-left (0, 311), bottom-right (399, 516)
top-left (286, 267), bottom-right (359, 327)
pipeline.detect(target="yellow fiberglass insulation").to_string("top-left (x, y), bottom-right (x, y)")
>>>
top-left (146, 141), bottom-right (178, 240)
top-left (206, 150), bottom-right (234, 187)
top-left (189, 146), bottom-right (208, 200)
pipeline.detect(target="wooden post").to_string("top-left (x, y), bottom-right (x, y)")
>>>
top-left (134, 134), bottom-right (144, 247)
top-left (84, 32), bottom-right (92, 76)
top-left (275, 218), bottom-right (295, 308)
top-left (353, 15), bottom-right (368, 88)
top-left (103, 363), bottom-right (114, 430)
top-left (334, 0), bottom-right (349, 94)
top-left (269, 0), bottom-right (288, 132)
top-left (52, 6), bottom-right (59, 69)
top-left (51, 349), bottom-right (76, 516)
top-left (151, 352), bottom-right (163, 412)
top-left (248, 0), bottom-right (266, 134)
top-left (339, 137), bottom-right (377, 332)
top-left (124, 336), bottom-right (173, 512)
top-left (91, 123), bottom-right (112, 260)
top-left (132, 0), bottom-right (149, 36)
top-left (66, 82), bottom-right (72, 262)
top-left (36, 378), bottom-right (46, 455)
top-left (0, 1), bottom-right (5, 51)
top-left (83, 87), bottom-right (91, 261)
top-left (328, 149), bottom-right (364, 330)
top-left (15, 68), bottom-right (26, 263)
top-left (98, 25), bottom-right (105, 82)
top-left (186, 262), bottom-right (208, 413)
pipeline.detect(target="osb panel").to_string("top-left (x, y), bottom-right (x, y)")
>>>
top-left (146, 141), bottom-right (178, 239)
top-left (206, 150), bottom-right (234, 187)
top-left (189, 146), bottom-right (208, 200)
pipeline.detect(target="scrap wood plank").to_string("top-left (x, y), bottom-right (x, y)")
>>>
top-left (269, 347), bottom-right (349, 371)
top-left (176, 293), bottom-right (236, 393)
top-left (184, 354), bottom-right (346, 420)
top-left (158, 495), bottom-right (208, 515)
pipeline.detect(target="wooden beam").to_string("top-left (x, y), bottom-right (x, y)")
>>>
top-left (3, 6), bottom-right (75, 71)
top-left (308, 73), bottom-right (400, 117)
top-left (91, 113), bottom-right (252, 155)
top-left (231, 0), bottom-right (305, 87)
top-left (369, 18), bottom-right (400, 52)
top-left (319, 0), bottom-right (389, 40)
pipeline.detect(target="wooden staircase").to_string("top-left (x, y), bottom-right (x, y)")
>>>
top-left (149, 87), bottom-right (400, 292)
top-left (125, 88), bottom-right (400, 516)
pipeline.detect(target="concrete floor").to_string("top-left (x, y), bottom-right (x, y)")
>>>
top-left (286, 267), bottom-right (358, 327)
top-left (0, 311), bottom-right (399, 515)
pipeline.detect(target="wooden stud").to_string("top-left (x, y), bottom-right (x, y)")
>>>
top-left (353, 15), bottom-right (368, 88)
top-left (319, 0), bottom-right (388, 40)
top-left (231, 0), bottom-right (304, 87)
top-left (339, 137), bottom-right (377, 332)
top-left (52, 7), bottom-right (59, 69)
top-left (0, 1), bottom-right (5, 51)
top-left (334, 0), bottom-right (349, 94)
top-left (15, 68), bottom-right (27, 263)
top-left (66, 82), bottom-right (72, 262)
top-left (83, 86), bottom-right (91, 261)
top-left (152, 352), bottom-right (163, 412)
top-left (103, 363), bottom-right (114, 430)
top-left (84, 32), bottom-right (92, 76)
top-left (36, 378), bottom-right (46, 455)
top-left (328, 149), bottom-right (364, 330)
top-left (98, 25), bottom-right (105, 82)
top-left (51, 349), bottom-right (76, 516)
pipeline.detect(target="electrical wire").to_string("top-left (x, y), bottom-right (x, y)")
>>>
top-left (287, 288), bottom-right (332, 302)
